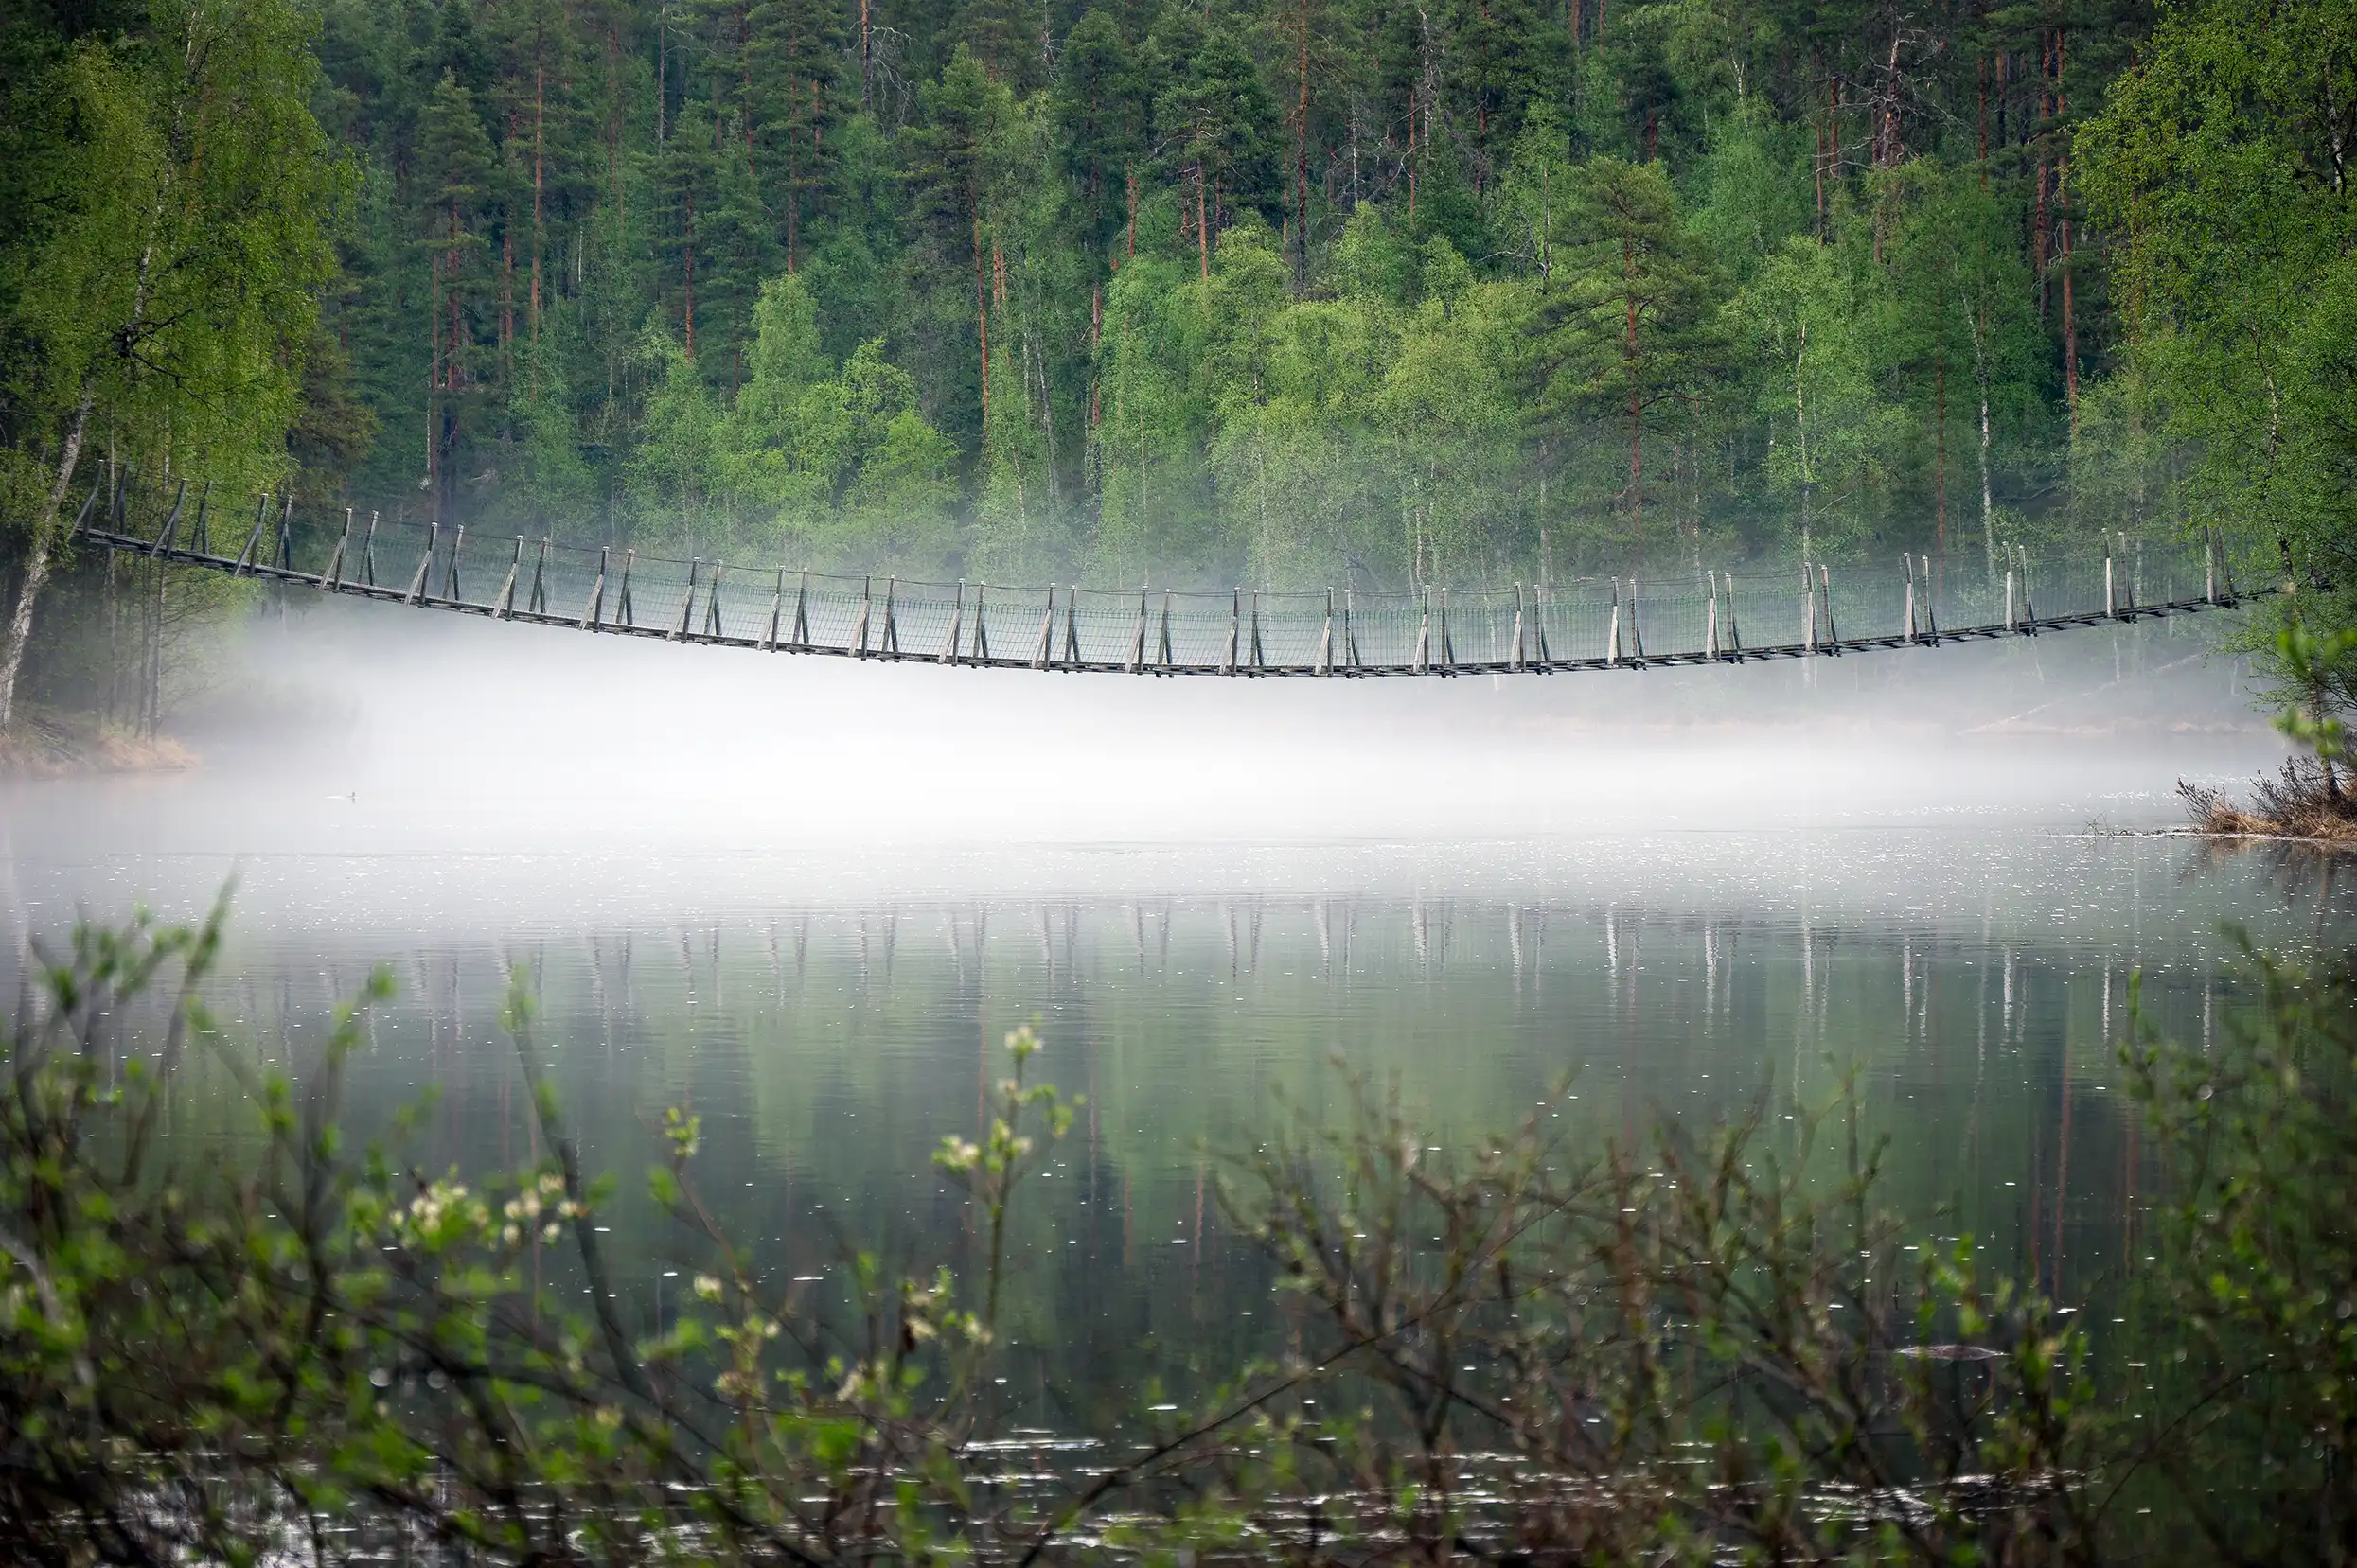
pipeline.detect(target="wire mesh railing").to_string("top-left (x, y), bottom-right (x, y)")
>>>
top-left (68, 475), bottom-right (2271, 678)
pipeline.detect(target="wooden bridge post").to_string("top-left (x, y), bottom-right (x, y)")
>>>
top-left (1627, 580), bottom-right (1643, 662)
top-left (1249, 590), bottom-right (1265, 672)
top-left (1802, 564), bottom-right (1816, 653)
top-left (529, 538), bottom-right (549, 613)
top-left (1439, 588), bottom-right (1455, 672)
top-left (1512, 584), bottom-right (1527, 671)
top-left (885, 576), bottom-right (903, 657)
top-left (1224, 590), bottom-right (1241, 674)
top-left (707, 563), bottom-right (728, 639)
top-left (674, 558), bottom-right (699, 641)
top-left (320, 502), bottom-right (346, 579)
top-left (234, 493), bottom-right (271, 575)
top-left (2105, 551), bottom-right (2117, 619)
top-left (617, 549), bottom-right (637, 626)
top-left (444, 525), bottom-right (465, 602)
top-left (943, 580), bottom-right (966, 662)
top-left (1157, 589), bottom-right (1174, 668)
top-left (495, 536), bottom-right (523, 617)
top-left (972, 582), bottom-right (988, 661)
top-left (1130, 585), bottom-right (1148, 673)
top-left (767, 569), bottom-right (787, 651)
top-left (147, 480), bottom-right (187, 556)
top-left (361, 513), bottom-right (380, 587)
top-left (65, 480), bottom-right (103, 545)
top-left (1706, 573), bottom-right (1719, 659)
top-left (855, 573), bottom-right (874, 656)
top-left (1034, 586), bottom-right (1055, 669)
top-left (1607, 579), bottom-right (1622, 665)
top-left (404, 523), bottom-right (439, 604)
top-left (792, 571), bottom-right (810, 647)
top-left (1817, 566), bottom-right (1836, 650)
top-left (1062, 587), bottom-right (1081, 666)
top-left (186, 484), bottom-right (211, 555)
top-left (1921, 555), bottom-right (1939, 641)
top-left (1725, 573), bottom-right (1743, 657)
top-left (1904, 554), bottom-right (1918, 642)
top-left (2006, 559), bottom-right (2017, 630)
top-left (275, 493), bottom-right (295, 573)
top-left (2206, 528), bottom-right (2217, 606)
top-left (1344, 587), bottom-right (1361, 671)
top-left (2016, 545), bottom-right (2036, 631)
top-left (322, 508), bottom-right (352, 590)
top-left (1318, 589), bottom-right (1335, 675)
top-left (1416, 589), bottom-right (1432, 672)
top-left (2219, 532), bottom-right (2238, 605)
top-left (579, 545), bottom-right (608, 628)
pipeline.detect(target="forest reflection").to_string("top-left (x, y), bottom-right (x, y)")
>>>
top-left (70, 830), bottom-right (2346, 1426)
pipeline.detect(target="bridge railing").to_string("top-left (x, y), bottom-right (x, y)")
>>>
top-left (66, 474), bottom-right (2268, 675)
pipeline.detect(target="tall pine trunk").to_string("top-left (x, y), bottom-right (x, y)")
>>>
top-left (1971, 297), bottom-right (1994, 573)
top-left (1624, 235), bottom-right (1642, 534)
top-left (1293, 0), bottom-right (1311, 291)
top-left (532, 59), bottom-right (544, 343)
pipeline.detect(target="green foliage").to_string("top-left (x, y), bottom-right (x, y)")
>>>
top-left (2082, 0), bottom-right (2357, 693)
top-left (628, 273), bottom-right (958, 566)
top-left (3, 0), bottom-right (2195, 593)
top-left (20, 0), bottom-right (2357, 707)
top-left (1530, 156), bottom-right (1722, 550)
top-left (2119, 938), bottom-right (2357, 1558)
top-left (13, 896), bottom-right (2357, 1561)
top-left (0, 0), bottom-right (346, 512)
top-left (2080, 0), bottom-right (2357, 569)
top-left (2270, 617), bottom-right (2357, 775)
top-left (1728, 235), bottom-right (1903, 551)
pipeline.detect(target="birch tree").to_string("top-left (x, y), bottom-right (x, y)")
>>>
top-left (0, 0), bottom-right (341, 733)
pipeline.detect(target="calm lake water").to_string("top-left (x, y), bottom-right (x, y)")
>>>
top-left (6, 805), bottom-right (2349, 1424)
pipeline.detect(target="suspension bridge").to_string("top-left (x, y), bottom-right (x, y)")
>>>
top-left (71, 477), bottom-right (2262, 678)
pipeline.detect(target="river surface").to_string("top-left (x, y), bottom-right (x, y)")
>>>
top-left (8, 605), bottom-right (2350, 1425)
top-left (7, 815), bottom-right (2352, 1425)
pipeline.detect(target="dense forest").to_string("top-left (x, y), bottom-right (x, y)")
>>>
top-left (290, 0), bottom-right (2134, 589)
top-left (4, 0), bottom-right (2354, 625)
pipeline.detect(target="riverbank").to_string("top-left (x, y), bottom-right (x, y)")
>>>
top-left (2180, 762), bottom-right (2357, 844)
top-left (0, 707), bottom-right (195, 777)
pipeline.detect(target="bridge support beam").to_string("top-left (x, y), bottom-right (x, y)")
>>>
top-left (322, 509), bottom-right (352, 590)
top-left (148, 480), bottom-right (187, 557)
top-left (579, 546), bottom-right (608, 629)
top-left (403, 523), bottom-right (438, 605)
top-left (234, 493), bottom-right (271, 575)
top-left (495, 536), bottom-right (522, 617)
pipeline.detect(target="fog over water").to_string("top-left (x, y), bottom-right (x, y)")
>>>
top-left (6, 593), bottom-right (2343, 1413)
top-left (10, 590), bottom-right (2289, 870)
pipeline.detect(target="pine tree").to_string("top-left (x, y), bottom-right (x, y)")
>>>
top-left (1530, 156), bottom-right (1719, 540)
top-left (416, 70), bottom-right (500, 524)
top-left (1053, 9), bottom-right (1144, 263)
top-left (749, 0), bottom-right (845, 271)
top-left (910, 46), bottom-right (1012, 445)
top-left (952, 0), bottom-right (1039, 93)
top-left (1151, 21), bottom-right (1280, 278)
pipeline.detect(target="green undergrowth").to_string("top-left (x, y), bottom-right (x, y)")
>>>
top-left (3, 893), bottom-right (2354, 1565)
